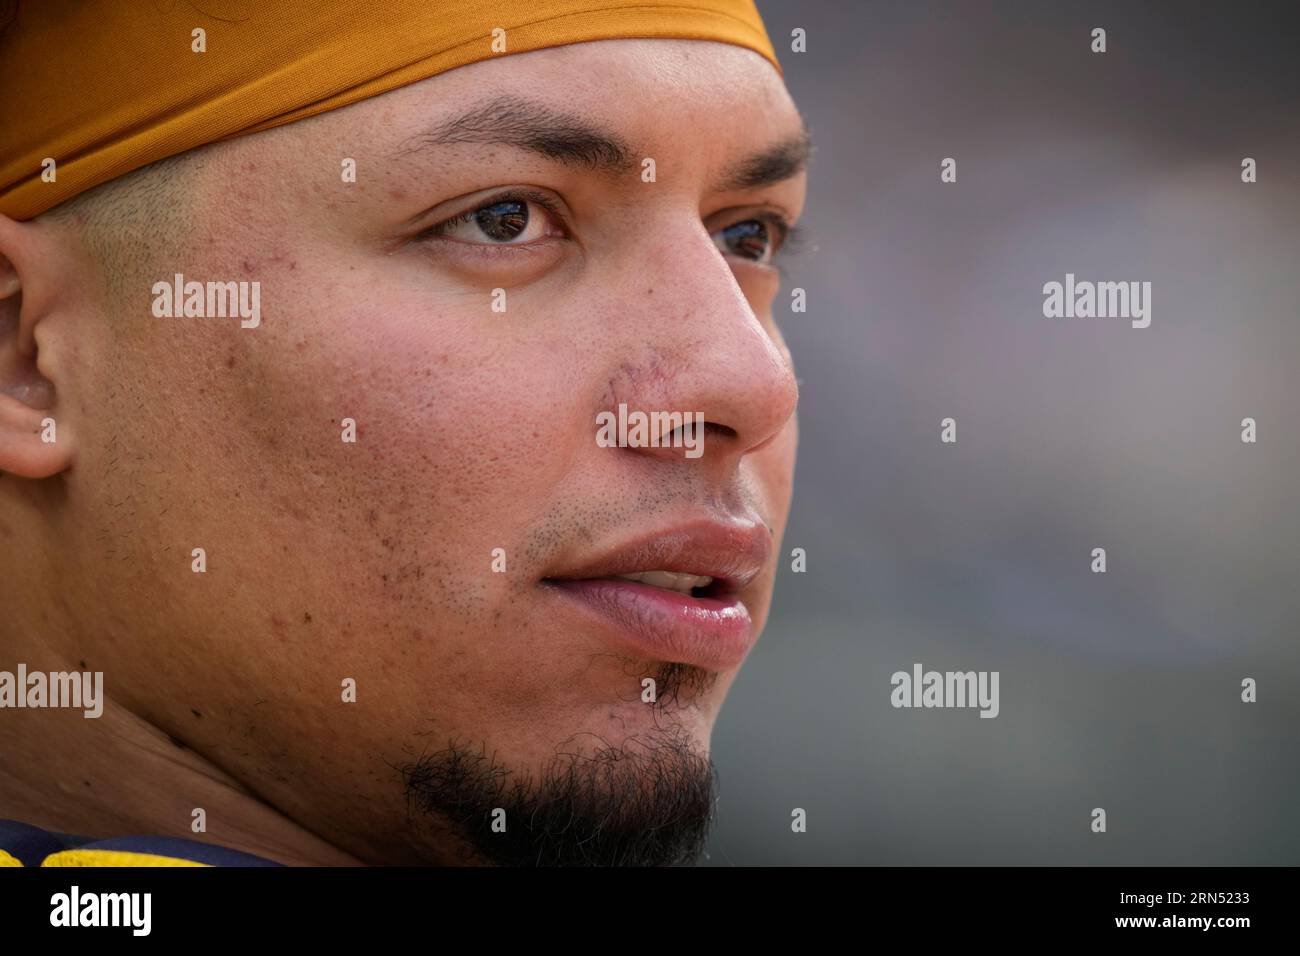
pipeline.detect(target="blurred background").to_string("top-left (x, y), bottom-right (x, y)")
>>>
top-left (706, 0), bottom-right (1300, 865)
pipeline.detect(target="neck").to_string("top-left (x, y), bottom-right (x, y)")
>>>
top-left (0, 670), bottom-right (361, 866)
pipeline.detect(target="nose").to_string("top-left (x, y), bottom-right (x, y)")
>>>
top-left (602, 218), bottom-right (799, 470)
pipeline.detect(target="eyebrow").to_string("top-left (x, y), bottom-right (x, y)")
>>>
top-left (397, 93), bottom-right (812, 191)
top-left (398, 94), bottom-right (638, 176)
top-left (712, 127), bottom-right (813, 192)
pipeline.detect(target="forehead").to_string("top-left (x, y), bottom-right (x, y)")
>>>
top-left (296, 37), bottom-right (800, 164)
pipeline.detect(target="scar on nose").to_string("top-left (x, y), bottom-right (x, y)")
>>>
top-left (601, 349), bottom-right (674, 406)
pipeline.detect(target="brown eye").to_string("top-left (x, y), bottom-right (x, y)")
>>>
top-left (426, 192), bottom-right (564, 246)
top-left (468, 199), bottom-right (529, 242)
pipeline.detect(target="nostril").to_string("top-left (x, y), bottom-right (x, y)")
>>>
top-left (702, 421), bottom-right (737, 441)
top-left (670, 420), bottom-right (735, 449)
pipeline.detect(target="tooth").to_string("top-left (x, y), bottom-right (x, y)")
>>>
top-left (613, 570), bottom-right (714, 593)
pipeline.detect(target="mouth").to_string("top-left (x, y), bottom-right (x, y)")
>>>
top-left (608, 569), bottom-right (723, 598)
top-left (540, 517), bottom-right (770, 672)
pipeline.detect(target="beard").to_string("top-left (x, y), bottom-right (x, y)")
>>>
top-left (399, 661), bottom-right (720, 866)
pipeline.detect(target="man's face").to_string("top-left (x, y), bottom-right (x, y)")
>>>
top-left (58, 38), bottom-right (805, 863)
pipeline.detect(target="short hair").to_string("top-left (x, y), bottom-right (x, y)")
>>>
top-left (40, 150), bottom-right (203, 300)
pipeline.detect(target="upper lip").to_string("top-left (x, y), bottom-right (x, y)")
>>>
top-left (541, 516), bottom-right (771, 594)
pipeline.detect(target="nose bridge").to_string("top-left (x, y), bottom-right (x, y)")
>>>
top-left (654, 218), bottom-right (753, 333)
top-left (602, 219), bottom-right (798, 460)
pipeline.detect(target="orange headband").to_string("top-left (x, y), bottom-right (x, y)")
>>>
top-left (0, 0), bottom-right (779, 220)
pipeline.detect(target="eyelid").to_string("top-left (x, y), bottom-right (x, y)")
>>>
top-left (414, 187), bottom-right (569, 243)
top-left (715, 201), bottom-right (796, 237)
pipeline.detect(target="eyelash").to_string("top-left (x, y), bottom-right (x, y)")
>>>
top-left (416, 188), bottom-right (566, 243)
top-left (416, 189), bottom-right (800, 264)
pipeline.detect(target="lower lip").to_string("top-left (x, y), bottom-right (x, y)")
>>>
top-left (543, 578), bottom-right (755, 671)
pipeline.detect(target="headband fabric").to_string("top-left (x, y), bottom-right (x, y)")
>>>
top-left (0, 0), bottom-right (779, 220)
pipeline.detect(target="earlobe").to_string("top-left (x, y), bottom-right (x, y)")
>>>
top-left (0, 217), bottom-right (74, 479)
top-left (0, 396), bottom-right (68, 478)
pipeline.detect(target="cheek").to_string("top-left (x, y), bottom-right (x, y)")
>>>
top-left (230, 274), bottom-right (589, 591)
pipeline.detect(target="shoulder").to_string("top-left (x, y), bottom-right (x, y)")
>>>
top-left (0, 818), bottom-right (283, 867)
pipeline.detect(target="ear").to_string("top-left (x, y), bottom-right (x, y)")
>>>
top-left (0, 213), bottom-right (75, 478)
